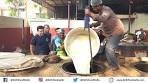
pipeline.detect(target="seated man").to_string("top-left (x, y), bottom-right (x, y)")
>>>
top-left (30, 26), bottom-right (51, 55)
top-left (135, 28), bottom-right (146, 43)
top-left (53, 28), bottom-right (69, 60)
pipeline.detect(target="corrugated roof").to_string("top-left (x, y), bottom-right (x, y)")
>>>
top-left (32, 0), bottom-right (148, 8)
top-left (32, 0), bottom-right (76, 7)
top-left (32, 0), bottom-right (148, 13)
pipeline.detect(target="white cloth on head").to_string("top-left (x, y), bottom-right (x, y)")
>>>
top-left (56, 29), bottom-right (64, 34)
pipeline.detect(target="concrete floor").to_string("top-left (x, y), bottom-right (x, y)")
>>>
top-left (0, 57), bottom-right (148, 77)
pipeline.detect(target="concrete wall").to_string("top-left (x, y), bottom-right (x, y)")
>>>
top-left (119, 13), bottom-right (148, 33)
top-left (132, 13), bottom-right (148, 32)
top-left (0, 13), bottom-right (147, 52)
top-left (0, 8), bottom-right (2, 16)
top-left (28, 19), bottom-right (84, 36)
top-left (0, 16), bottom-right (24, 51)
top-left (119, 13), bottom-right (148, 41)
top-left (29, 13), bottom-right (148, 36)
top-left (0, 16), bottom-right (23, 28)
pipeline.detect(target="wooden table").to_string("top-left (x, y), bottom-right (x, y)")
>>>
top-left (118, 42), bottom-right (148, 57)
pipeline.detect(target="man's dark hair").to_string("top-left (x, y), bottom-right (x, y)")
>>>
top-left (55, 28), bottom-right (60, 31)
top-left (37, 26), bottom-right (44, 31)
top-left (44, 24), bottom-right (50, 28)
top-left (140, 28), bottom-right (143, 31)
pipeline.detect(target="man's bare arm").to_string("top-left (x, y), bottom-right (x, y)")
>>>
top-left (30, 44), bottom-right (35, 55)
top-left (90, 10), bottom-right (111, 22)
top-left (90, 21), bottom-right (102, 28)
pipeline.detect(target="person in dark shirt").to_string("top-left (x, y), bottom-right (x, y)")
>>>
top-left (44, 24), bottom-right (51, 38)
top-left (30, 26), bottom-right (51, 55)
top-left (44, 24), bottom-right (52, 50)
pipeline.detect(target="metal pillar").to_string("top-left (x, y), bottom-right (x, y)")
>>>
top-left (68, 0), bottom-right (71, 30)
top-left (128, 0), bottom-right (133, 33)
top-left (76, 0), bottom-right (79, 20)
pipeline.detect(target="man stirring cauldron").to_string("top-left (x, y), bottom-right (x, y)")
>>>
top-left (85, 0), bottom-right (124, 70)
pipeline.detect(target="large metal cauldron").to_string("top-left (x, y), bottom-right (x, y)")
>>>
top-left (61, 61), bottom-right (105, 76)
